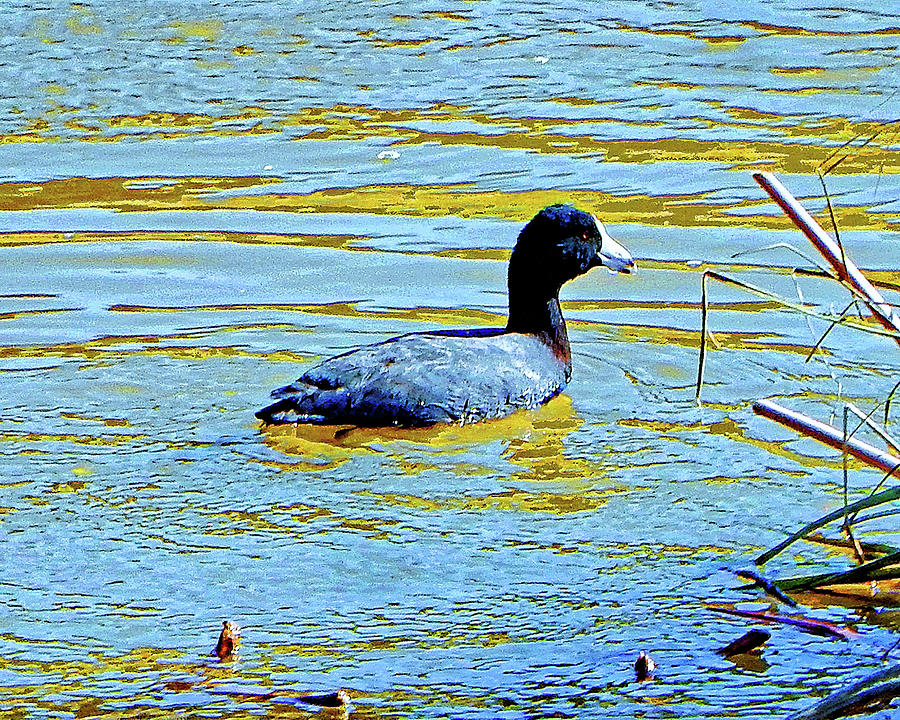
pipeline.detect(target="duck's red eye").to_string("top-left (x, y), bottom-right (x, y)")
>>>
top-left (582, 231), bottom-right (590, 240)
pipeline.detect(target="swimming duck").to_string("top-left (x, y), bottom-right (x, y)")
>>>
top-left (256, 204), bottom-right (634, 426)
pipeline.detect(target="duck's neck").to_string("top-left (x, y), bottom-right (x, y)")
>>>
top-left (505, 287), bottom-right (572, 369)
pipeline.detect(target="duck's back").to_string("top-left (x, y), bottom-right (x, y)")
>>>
top-left (256, 329), bottom-right (569, 426)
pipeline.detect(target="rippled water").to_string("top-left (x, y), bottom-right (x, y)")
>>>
top-left (3, 2), bottom-right (900, 718)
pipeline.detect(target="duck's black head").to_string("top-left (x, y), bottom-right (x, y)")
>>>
top-left (505, 204), bottom-right (634, 349)
top-left (509, 204), bottom-right (634, 294)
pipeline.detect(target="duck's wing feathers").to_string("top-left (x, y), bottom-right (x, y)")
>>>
top-left (257, 331), bottom-right (568, 426)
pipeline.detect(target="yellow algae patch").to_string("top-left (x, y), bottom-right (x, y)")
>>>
top-left (107, 106), bottom-right (267, 129)
top-left (616, 21), bottom-right (750, 45)
top-left (0, 175), bottom-right (279, 213)
top-left (0, 307), bottom-right (78, 320)
top-left (265, 630), bottom-right (514, 660)
top-left (742, 20), bottom-right (900, 38)
top-left (562, 299), bottom-right (781, 313)
top-left (110, 300), bottom-right (504, 328)
top-left (210, 183), bottom-right (900, 231)
top-left (50, 480), bottom-right (86, 493)
top-left (3, 97), bottom-right (900, 181)
top-left (293, 301), bottom-right (502, 327)
top-left (0, 229), bottom-right (368, 250)
top-left (370, 486), bottom-right (628, 514)
top-left (371, 36), bottom-right (442, 48)
top-left (0, 430), bottom-right (143, 447)
top-left (772, 66), bottom-right (827, 76)
top-left (423, 11), bottom-right (470, 21)
top-left (60, 412), bottom-right (130, 428)
top-left (0, 335), bottom-right (312, 365)
top-left (201, 507), bottom-right (326, 536)
top-left (168, 19), bottom-right (224, 43)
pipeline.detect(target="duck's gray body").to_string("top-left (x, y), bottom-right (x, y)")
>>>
top-left (257, 329), bottom-right (568, 426)
top-left (256, 204), bottom-right (634, 427)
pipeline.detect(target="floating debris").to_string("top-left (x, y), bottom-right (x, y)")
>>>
top-left (297, 689), bottom-right (351, 708)
top-left (706, 604), bottom-right (857, 640)
top-left (717, 629), bottom-right (771, 657)
top-left (634, 651), bottom-right (656, 681)
top-left (734, 568), bottom-right (798, 607)
top-left (213, 619), bottom-right (241, 660)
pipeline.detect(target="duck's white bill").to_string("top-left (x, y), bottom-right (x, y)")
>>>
top-left (598, 235), bottom-right (635, 274)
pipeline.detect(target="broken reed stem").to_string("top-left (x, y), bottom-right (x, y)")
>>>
top-left (843, 406), bottom-right (850, 511)
top-left (777, 549), bottom-right (900, 591)
top-left (753, 171), bottom-right (900, 347)
top-left (753, 400), bottom-right (900, 474)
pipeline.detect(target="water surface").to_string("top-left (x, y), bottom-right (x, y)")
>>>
top-left (2, 2), bottom-right (900, 718)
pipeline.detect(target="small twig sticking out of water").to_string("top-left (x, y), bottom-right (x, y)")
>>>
top-left (817, 172), bottom-right (848, 272)
top-left (716, 629), bottom-right (771, 657)
top-left (804, 300), bottom-right (857, 364)
top-left (845, 401), bottom-right (900, 462)
top-left (842, 407), bottom-right (850, 511)
top-left (882, 637), bottom-right (900, 663)
top-left (818, 130), bottom-right (882, 178)
top-left (733, 568), bottom-right (798, 607)
top-left (696, 270), bottom-right (710, 401)
top-left (884, 380), bottom-right (900, 432)
top-left (838, 406), bottom-right (866, 562)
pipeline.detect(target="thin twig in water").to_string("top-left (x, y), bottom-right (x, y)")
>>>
top-left (842, 406), bottom-right (850, 512)
top-left (702, 271), bottom-right (900, 340)
top-left (885, 380), bottom-right (900, 430)
top-left (804, 300), bottom-right (857, 364)
top-left (819, 131), bottom-right (881, 177)
top-left (817, 172), bottom-right (848, 272)
top-left (845, 401), bottom-right (900, 458)
top-left (730, 243), bottom-right (833, 275)
top-left (733, 568), bottom-right (798, 607)
top-left (696, 271), bottom-right (710, 401)
top-left (848, 463), bottom-right (900, 527)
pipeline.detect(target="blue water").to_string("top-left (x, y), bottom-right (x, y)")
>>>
top-left (2, 2), bottom-right (900, 718)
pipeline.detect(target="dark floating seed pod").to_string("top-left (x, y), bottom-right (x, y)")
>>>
top-left (297, 689), bottom-right (351, 707)
top-left (634, 651), bottom-right (656, 681)
top-left (717, 629), bottom-right (771, 657)
top-left (213, 619), bottom-right (241, 660)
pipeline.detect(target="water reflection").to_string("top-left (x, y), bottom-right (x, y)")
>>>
top-left (3, 1), bottom-right (900, 718)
